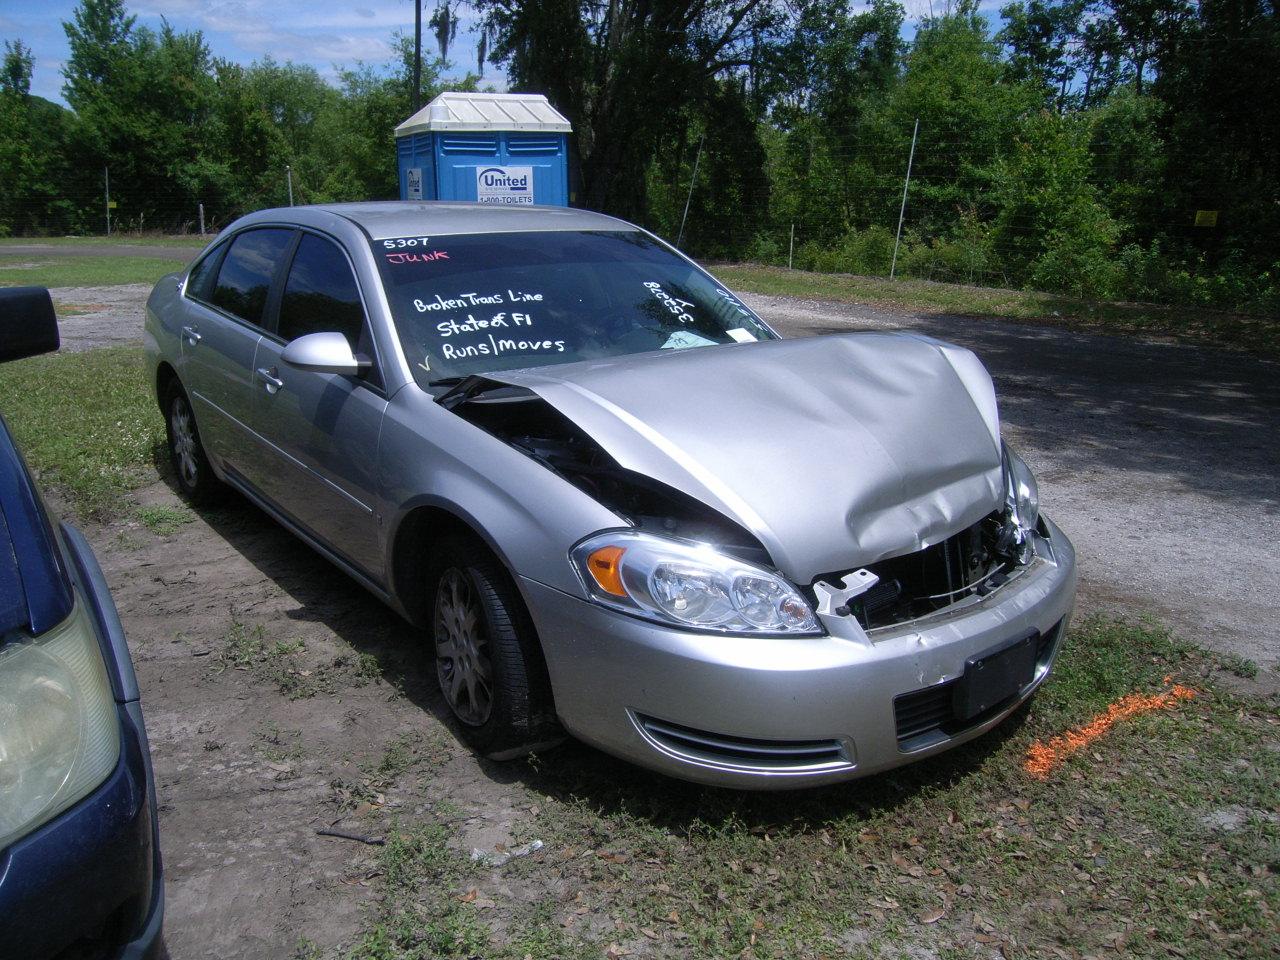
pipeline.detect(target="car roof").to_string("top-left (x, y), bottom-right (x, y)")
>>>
top-left (234, 201), bottom-right (638, 242)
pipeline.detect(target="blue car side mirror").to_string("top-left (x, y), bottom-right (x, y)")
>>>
top-left (0, 286), bottom-right (59, 363)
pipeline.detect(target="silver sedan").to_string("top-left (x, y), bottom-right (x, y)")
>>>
top-left (144, 202), bottom-right (1075, 789)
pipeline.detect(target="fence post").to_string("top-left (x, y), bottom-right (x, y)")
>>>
top-left (198, 202), bottom-right (206, 236)
top-left (788, 223), bottom-right (795, 270)
top-left (676, 135), bottom-right (704, 250)
top-left (890, 118), bottom-right (919, 281)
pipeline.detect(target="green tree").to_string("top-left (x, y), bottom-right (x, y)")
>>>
top-left (997, 0), bottom-right (1086, 109)
top-left (476, 0), bottom-right (786, 219)
top-left (645, 79), bottom-right (771, 255)
top-left (0, 40), bottom-right (84, 235)
top-left (63, 0), bottom-right (219, 228)
top-left (867, 3), bottom-right (1042, 234)
top-left (992, 110), bottom-right (1119, 295)
top-left (1153, 0), bottom-right (1280, 274)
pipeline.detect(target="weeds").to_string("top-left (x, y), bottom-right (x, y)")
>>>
top-left (136, 503), bottom-right (195, 535)
top-left (254, 721), bottom-right (305, 764)
top-left (342, 618), bottom-right (1279, 959)
top-left (213, 616), bottom-right (391, 701)
top-left (1220, 653), bottom-right (1261, 680)
top-left (0, 346), bottom-right (164, 516)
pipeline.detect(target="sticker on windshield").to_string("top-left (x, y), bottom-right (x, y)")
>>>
top-left (661, 330), bottom-right (717, 350)
top-left (726, 328), bottom-right (756, 343)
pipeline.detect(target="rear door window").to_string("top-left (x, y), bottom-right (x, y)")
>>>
top-left (210, 228), bottom-right (295, 327)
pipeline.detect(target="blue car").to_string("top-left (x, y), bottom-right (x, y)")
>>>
top-left (0, 287), bottom-right (163, 958)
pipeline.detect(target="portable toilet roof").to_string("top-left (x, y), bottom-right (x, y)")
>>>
top-left (395, 92), bottom-right (572, 138)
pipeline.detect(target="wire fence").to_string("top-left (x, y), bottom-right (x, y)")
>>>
top-left (3, 146), bottom-right (1276, 317)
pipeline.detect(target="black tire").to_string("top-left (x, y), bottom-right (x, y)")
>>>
top-left (163, 381), bottom-right (220, 505)
top-left (429, 535), bottom-right (559, 759)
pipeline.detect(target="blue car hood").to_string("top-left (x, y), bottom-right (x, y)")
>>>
top-left (0, 414), bottom-right (72, 637)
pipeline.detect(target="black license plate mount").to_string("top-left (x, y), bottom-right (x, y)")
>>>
top-left (952, 631), bottom-right (1039, 722)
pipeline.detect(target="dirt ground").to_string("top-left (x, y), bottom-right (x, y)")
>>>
top-left (46, 280), bottom-right (1280, 957)
top-left (96, 479), bottom-right (542, 958)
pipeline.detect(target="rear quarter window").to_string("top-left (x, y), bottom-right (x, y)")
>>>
top-left (185, 242), bottom-right (227, 303)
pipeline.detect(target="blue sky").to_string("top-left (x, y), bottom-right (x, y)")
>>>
top-left (0, 0), bottom-right (495, 105)
top-left (1, 1), bottom-right (985, 109)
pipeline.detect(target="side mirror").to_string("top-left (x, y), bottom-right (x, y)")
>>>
top-left (0, 287), bottom-right (59, 363)
top-left (280, 331), bottom-right (367, 375)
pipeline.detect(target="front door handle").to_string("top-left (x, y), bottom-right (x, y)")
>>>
top-left (256, 366), bottom-right (284, 394)
top-left (181, 325), bottom-right (202, 345)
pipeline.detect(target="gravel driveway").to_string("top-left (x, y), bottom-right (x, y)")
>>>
top-left (50, 283), bottom-right (1280, 674)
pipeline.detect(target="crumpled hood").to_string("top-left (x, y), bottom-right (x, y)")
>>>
top-left (488, 333), bottom-right (1005, 584)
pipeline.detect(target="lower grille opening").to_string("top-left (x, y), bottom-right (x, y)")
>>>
top-left (817, 511), bottom-right (1023, 630)
top-left (894, 619), bottom-right (1065, 751)
top-left (634, 714), bottom-right (852, 772)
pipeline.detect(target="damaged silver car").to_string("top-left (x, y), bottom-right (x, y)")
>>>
top-left (144, 203), bottom-right (1076, 789)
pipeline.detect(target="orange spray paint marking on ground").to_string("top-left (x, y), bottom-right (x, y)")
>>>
top-left (1023, 684), bottom-right (1197, 778)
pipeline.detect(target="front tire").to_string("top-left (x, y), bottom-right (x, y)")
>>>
top-left (430, 537), bottom-right (558, 759)
top-left (163, 382), bottom-right (220, 505)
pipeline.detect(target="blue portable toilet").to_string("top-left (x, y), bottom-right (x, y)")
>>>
top-left (394, 92), bottom-right (573, 206)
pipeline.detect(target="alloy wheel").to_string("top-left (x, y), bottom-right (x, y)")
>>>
top-left (170, 396), bottom-right (200, 489)
top-left (434, 568), bottom-right (495, 726)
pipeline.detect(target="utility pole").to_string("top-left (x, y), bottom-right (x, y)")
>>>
top-left (676, 135), bottom-right (705, 250)
top-left (413, 0), bottom-right (422, 112)
top-left (890, 118), bottom-right (919, 281)
top-left (788, 223), bottom-right (795, 270)
top-left (286, 166), bottom-right (294, 206)
top-left (104, 167), bottom-right (111, 237)
top-left (198, 202), bottom-right (205, 236)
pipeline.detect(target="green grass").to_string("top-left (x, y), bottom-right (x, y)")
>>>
top-left (135, 503), bottom-right (195, 535)
top-left (715, 264), bottom-right (1280, 357)
top-left (0, 255), bottom-right (187, 287)
top-left (0, 346), bottom-right (163, 516)
top-left (0, 234), bottom-right (209, 249)
top-left (345, 618), bottom-right (1279, 959)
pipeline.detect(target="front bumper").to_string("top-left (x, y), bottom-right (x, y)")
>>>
top-left (526, 517), bottom-right (1076, 789)
top-left (0, 702), bottom-right (162, 959)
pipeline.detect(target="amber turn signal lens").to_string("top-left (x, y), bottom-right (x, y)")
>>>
top-left (586, 545), bottom-right (628, 597)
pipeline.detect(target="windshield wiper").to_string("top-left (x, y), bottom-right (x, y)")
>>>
top-left (427, 376), bottom-right (466, 387)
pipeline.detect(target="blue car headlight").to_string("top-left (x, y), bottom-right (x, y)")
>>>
top-left (0, 600), bottom-right (121, 851)
top-left (572, 531), bottom-right (822, 635)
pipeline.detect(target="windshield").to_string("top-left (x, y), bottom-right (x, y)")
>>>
top-left (370, 230), bottom-right (776, 387)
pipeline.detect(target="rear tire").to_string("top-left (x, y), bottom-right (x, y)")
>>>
top-left (429, 536), bottom-right (559, 759)
top-left (163, 381), bottom-right (220, 505)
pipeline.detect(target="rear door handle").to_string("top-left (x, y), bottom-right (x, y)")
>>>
top-left (181, 325), bottom-right (202, 345)
top-left (256, 366), bottom-right (284, 394)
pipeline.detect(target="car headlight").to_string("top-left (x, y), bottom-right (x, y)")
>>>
top-left (571, 531), bottom-right (822, 635)
top-left (1002, 442), bottom-right (1040, 538)
top-left (0, 600), bottom-right (121, 851)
